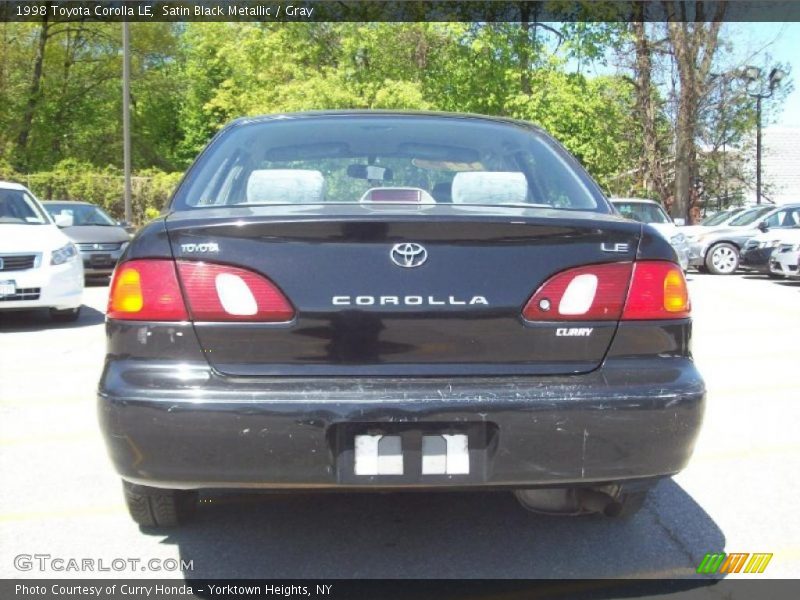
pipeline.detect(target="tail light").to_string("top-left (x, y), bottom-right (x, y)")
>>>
top-left (108, 260), bottom-right (188, 321)
top-left (522, 261), bottom-right (689, 322)
top-left (622, 261), bottom-right (690, 319)
top-left (177, 261), bottom-right (294, 322)
top-left (108, 259), bottom-right (294, 322)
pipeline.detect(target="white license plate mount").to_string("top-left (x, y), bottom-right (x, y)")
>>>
top-left (334, 423), bottom-right (495, 484)
top-left (0, 280), bottom-right (16, 297)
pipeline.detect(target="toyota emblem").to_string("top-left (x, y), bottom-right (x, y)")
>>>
top-left (390, 243), bottom-right (428, 268)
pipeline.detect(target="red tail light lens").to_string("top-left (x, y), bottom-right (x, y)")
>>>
top-left (522, 260), bottom-right (690, 322)
top-left (108, 259), bottom-right (295, 322)
top-left (108, 260), bottom-right (188, 321)
top-left (523, 262), bottom-right (632, 321)
top-left (622, 261), bottom-right (690, 320)
top-left (177, 261), bottom-right (294, 322)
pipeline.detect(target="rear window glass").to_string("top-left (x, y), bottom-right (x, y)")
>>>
top-left (613, 201), bottom-right (670, 224)
top-left (174, 116), bottom-right (602, 212)
top-left (701, 210), bottom-right (737, 226)
top-left (728, 207), bottom-right (774, 226)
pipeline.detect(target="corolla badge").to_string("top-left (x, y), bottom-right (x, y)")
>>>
top-left (391, 243), bottom-right (427, 268)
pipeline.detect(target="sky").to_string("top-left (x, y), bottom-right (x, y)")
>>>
top-left (724, 22), bottom-right (800, 128)
top-left (574, 21), bottom-right (800, 128)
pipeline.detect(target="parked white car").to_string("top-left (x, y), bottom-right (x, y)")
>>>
top-left (611, 198), bottom-right (689, 271)
top-left (0, 181), bottom-right (84, 321)
top-left (768, 227), bottom-right (800, 279)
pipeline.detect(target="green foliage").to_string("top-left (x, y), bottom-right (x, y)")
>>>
top-left (1, 21), bottom-right (784, 217)
top-left (507, 71), bottom-right (639, 191)
top-left (0, 159), bottom-right (180, 222)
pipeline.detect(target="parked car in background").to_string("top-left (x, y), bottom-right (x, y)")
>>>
top-left (680, 206), bottom-right (752, 240)
top-left (768, 227), bottom-right (800, 279)
top-left (740, 225), bottom-right (797, 277)
top-left (0, 182), bottom-right (83, 321)
top-left (611, 198), bottom-right (689, 271)
top-left (687, 204), bottom-right (800, 274)
top-left (42, 201), bottom-right (131, 279)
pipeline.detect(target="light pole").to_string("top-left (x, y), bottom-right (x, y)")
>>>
top-left (743, 66), bottom-right (785, 204)
top-left (122, 22), bottom-right (132, 224)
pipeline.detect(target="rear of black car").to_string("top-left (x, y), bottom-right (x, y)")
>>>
top-left (97, 112), bottom-right (705, 526)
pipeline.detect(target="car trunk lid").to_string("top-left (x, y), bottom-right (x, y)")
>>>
top-left (165, 204), bottom-right (641, 376)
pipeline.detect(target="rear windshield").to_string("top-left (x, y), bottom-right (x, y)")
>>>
top-left (701, 210), bottom-right (737, 226)
top-left (729, 206), bottom-right (774, 226)
top-left (613, 201), bottom-right (670, 224)
top-left (173, 116), bottom-right (603, 212)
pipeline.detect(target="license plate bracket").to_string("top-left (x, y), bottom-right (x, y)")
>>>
top-left (332, 422), bottom-right (497, 485)
top-left (0, 280), bottom-right (16, 297)
top-left (90, 253), bottom-right (113, 266)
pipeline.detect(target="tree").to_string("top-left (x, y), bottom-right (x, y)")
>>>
top-left (664, 1), bottom-right (726, 221)
top-left (630, 17), bottom-right (671, 202)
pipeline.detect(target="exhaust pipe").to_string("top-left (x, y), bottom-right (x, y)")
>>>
top-left (576, 488), bottom-right (623, 516)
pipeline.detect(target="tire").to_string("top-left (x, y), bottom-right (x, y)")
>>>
top-left (705, 243), bottom-right (739, 275)
top-left (50, 306), bottom-right (81, 322)
top-left (122, 481), bottom-right (197, 528)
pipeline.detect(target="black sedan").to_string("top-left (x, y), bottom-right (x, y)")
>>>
top-left (97, 111), bottom-right (705, 527)
top-left (43, 201), bottom-right (131, 278)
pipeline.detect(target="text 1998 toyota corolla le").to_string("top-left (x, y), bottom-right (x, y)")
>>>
top-left (98, 111), bottom-right (705, 527)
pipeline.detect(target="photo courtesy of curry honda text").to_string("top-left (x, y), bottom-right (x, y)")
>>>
top-left (97, 111), bottom-right (705, 527)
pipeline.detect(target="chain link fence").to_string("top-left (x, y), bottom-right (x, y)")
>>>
top-left (2, 163), bottom-right (183, 225)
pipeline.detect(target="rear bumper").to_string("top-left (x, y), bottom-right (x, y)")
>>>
top-left (98, 356), bottom-right (705, 491)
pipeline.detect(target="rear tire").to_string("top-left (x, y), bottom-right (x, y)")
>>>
top-left (50, 306), bottom-right (81, 322)
top-left (705, 243), bottom-right (739, 275)
top-left (122, 481), bottom-right (197, 528)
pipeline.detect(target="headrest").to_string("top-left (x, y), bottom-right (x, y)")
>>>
top-left (451, 171), bottom-right (528, 205)
top-left (246, 169), bottom-right (326, 204)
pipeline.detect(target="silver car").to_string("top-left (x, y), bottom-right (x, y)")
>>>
top-left (611, 198), bottom-right (689, 271)
top-left (43, 201), bottom-right (131, 278)
top-left (687, 204), bottom-right (800, 274)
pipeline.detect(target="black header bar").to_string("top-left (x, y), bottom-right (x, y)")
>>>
top-left (3, 1), bottom-right (800, 23)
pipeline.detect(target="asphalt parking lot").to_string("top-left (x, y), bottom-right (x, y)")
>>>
top-left (1, 273), bottom-right (799, 579)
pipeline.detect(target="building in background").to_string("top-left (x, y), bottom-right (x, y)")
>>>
top-left (750, 127), bottom-right (800, 204)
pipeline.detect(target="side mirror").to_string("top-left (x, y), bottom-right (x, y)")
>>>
top-left (673, 218), bottom-right (686, 226)
top-left (757, 221), bottom-right (769, 232)
top-left (117, 220), bottom-right (130, 228)
top-left (54, 213), bottom-right (73, 228)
